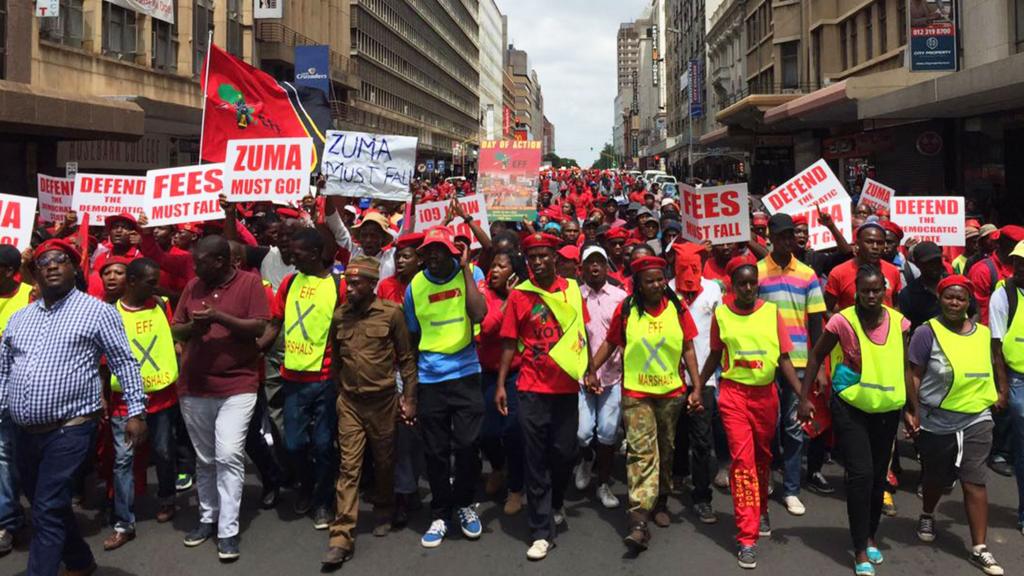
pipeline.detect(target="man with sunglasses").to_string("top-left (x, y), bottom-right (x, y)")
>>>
top-left (0, 238), bottom-right (146, 576)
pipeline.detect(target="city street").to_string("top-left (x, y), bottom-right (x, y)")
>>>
top-left (1, 451), bottom-right (1021, 576)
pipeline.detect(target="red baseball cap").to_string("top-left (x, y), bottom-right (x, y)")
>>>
top-left (997, 225), bottom-right (1024, 243)
top-left (105, 212), bottom-right (141, 233)
top-left (556, 245), bottom-right (580, 262)
top-left (418, 227), bottom-right (460, 256)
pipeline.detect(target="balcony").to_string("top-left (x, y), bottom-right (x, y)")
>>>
top-left (255, 23), bottom-right (360, 91)
top-left (715, 83), bottom-right (817, 129)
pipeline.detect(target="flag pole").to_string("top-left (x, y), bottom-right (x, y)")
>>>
top-left (197, 30), bottom-right (214, 165)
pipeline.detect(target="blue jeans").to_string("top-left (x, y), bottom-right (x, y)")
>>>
top-left (0, 414), bottom-right (22, 531)
top-left (577, 384), bottom-right (621, 447)
top-left (110, 416), bottom-right (136, 532)
top-left (18, 420), bottom-right (97, 576)
top-left (147, 406), bottom-right (179, 502)
top-left (283, 380), bottom-right (337, 508)
top-left (1008, 371), bottom-right (1024, 526)
top-left (777, 370), bottom-right (806, 497)
top-left (481, 371), bottom-right (524, 492)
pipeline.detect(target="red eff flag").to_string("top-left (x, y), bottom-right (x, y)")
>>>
top-left (201, 43), bottom-right (327, 163)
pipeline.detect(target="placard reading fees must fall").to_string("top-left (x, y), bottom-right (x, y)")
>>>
top-left (143, 164), bottom-right (225, 227)
top-left (890, 196), bottom-right (965, 247)
top-left (223, 137), bottom-right (312, 203)
top-left (680, 183), bottom-right (751, 245)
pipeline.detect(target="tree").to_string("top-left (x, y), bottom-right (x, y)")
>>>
top-left (591, 143), bottom-right (616, 170)
top-left (542, 152), bottom-right (580, 169)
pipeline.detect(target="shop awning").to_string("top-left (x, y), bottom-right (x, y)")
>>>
top-left (0, 80), bottom-right (145, 140)
top-left (715, 94), bottom-right (801, 128)
top-left (859, 51), bottom-right (1024, 120)
top-left (763, 81), bottom-right (857, 130)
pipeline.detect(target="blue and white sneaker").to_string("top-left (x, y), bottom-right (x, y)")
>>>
top-left (421, 519), bottom-right (447, 548)
top-left (866, 546), bottom-right (884, 565)
top-left (458, 506), bottom-right (482, 539)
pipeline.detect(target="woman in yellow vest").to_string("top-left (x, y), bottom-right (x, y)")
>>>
top-left (799, 265), bottom-right (911, 576)
top-left (698, 257), bottom-right (803, 570)
top-left (588, 255), bottom-right (701, 554)
top-left (906, 275), bottom-right (1004, 575)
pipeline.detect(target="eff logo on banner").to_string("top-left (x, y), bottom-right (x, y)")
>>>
top-left (320, 130), bottom-right (418, 201)
top-left (72, 173), bottom-right (148, 225)
top-left (890, 196), bottom-right (965, 247)
top-left (762, 159), bottom-right (852, 250)
top-left (37, 174), bottom-right (74, 223)
top-left (680, 184), bottom-right (750, 245)
top-left (144, 164), bottom-right (225, 227)
top-left (414, 196), bottom-right (490, 250)
top-left (223, 138), bottom-right (312, 203)
top-left (0, 194), bottom-right (37, 249)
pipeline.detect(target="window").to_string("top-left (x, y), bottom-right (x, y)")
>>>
top-left (151, 0), bottom-right (177, 70)
top-left (1017, 0), bottom-right (1024, 52)
top-left (850, 17), bottom-right (858, 66)
top-left (227, 0), bottom-right (243, 58)
top-left (40, 0), bottom-right (84, 47)
top-left (812, 29), bottom-right (821, 87)
top-left (0, 0), bottom-right (6, 78)
top-left (193, 0), bottom-right (213, 75)
top-left (878, 0), bottom-right (887, 53)
top-left (102, 1), bottom-right (137, 58)
top-left (840, 22), bottom-right (848, 70)
top-left (898, 0), bottom-right (907, 45)
top-left (865, 8), bottom-right (873, 60)
top-left (781, 41), bottom-right (798, 89)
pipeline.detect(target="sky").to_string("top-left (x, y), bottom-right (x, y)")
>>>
top-left (497, 0), bottom-right (650, 167)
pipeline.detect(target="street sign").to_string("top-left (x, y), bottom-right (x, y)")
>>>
top-left (438, 160), bottom-right (446, 174)
top-left (426, 159), bottom-right (435, 173)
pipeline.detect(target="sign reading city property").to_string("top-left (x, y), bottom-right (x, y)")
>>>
top-left (37, 174), bottom-right (74, 223)
top-left (143, 164), bottom-right (225, 227)
top-left (413, 196), bottom-right (490, 250)
top-left (680, 183), bottom-right (750, 245)
top-left (223, 137), bottom-right (313, 203)
top-left (72, 173), bottom-right (148, 225)
top-left (890, 196), bottom-right (965, 246)
top-left (478, 140), bottom-right (541, 222)
top-left (859, 178), bottom-right (894, 213)
top-left (0, 194), bottom-right (37, 249)
top-left (320, 130), bottom-right (418, 201)
top-left (762, 159), bottom-right (852, 250)
top-left (909, 0), bottom-right (957, 72)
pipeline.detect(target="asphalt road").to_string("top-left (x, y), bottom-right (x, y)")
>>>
top-left (1, 450), bottom-right (1022, 576)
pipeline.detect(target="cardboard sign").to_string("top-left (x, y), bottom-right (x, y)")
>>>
top-left (0, 194), bottom-right (37, 249)
top-left (680, 183), bottom-right (751, 245)
top-left (762, 159), bottom-right (852, 250)
top-left (72, 173), bottom-right (147, 225)
top-left (37, 174), bottom-right (74, 223)
top-left (413, 196), bottom-right (490, 249)
top-left (320, 130), bottom-right (418, 201)
top-left (224, 137), bottom-right (313, 203)
top-left (859, 178), bottom-right (893, 213)
top-left (478, 140), bottom-right (542, 222)
top-left (144, 164), bottom-right (225, 227)
top-left (890, 196), bottom-right (965, 247)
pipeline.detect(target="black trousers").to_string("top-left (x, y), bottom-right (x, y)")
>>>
top-left (418, 374), bottom-right (484, 522)
top-left (675, 386), bottom-right (716, 504)
top-left (831, 397), bottom-right (900, 552)
top-left (518, 391), bottom-right (578, 542)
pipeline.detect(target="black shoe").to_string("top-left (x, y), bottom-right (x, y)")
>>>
top-left (294, 492), bottom-right (313, 516)
top-left (322, 546), bottom-right (353, 568)
top-left (806, 471), bottom-right (835, 495)
top-left (758, 513), bottom-right (771, 537)
top-left (217, 535), bottom-right (240, 561)
top-left (988, 458), bottom-right (1013, 478)
top-left (693, 502), bottom-right (718, 524)
top-left (393, 495), bottom-right (410, 528)
top-left (260, 486), bottom-right (279, 510)
top-left (183, 523), bottom-right (216, 547)
top-left (312, 507), bottom-right (332, 530)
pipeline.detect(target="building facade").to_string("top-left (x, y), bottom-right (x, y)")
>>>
top-left (542, 115), bottom-right (555, 155)
top-left (665, 0), bottom-right (710, 179)
top-left (477, 0), bottom-right (503, 141)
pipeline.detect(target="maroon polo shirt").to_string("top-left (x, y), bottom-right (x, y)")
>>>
top-left (173, 269), bottom-right (270, 397)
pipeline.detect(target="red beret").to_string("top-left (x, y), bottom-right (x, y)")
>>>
top-left (105, 212), bottom-right (141, 232)
top-left (604, 227), bottom-right (630, 242)
top-left (998, 225), bottom-right (1024, 243)
top-left (557, 245), bottom-right (580, 262)
top-left (752, 212), bottom-right (769, 227)
top-left (875, 208), bottom-right (890, 218)
top-left (937, 274), bottom-right (973, 295)
top-left (177, 222), bottom-right (203, 236)
top-left (792, 214), bottom-right (809, 227)
top-left (33, 238), bottom-right (81, 265)
top-left (275, 206), bottom-right (303, 220)
top-left (630, 256), bottom-right (667, 275)
top-left (725, 254), bottom-right (757, 277)
top-left (99, 255), bottom-right (133, 273)
top-left (881, 220), bottom-right (904, 240)
top-left (521, 232), bottom-right (561, 251)
top-left (395, 232), bottom-right (425, 250)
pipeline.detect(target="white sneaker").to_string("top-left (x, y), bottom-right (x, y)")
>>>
top-left (553, 507), bottom-right (566, 527)
top-left (573, 460), bottom-right (592, 491)
top-left (783, 495), bottom-right (806, 516)
top-left (527, 539), bottom-right (552, 560)
top-left (597, 483), bottom-right (620, 509)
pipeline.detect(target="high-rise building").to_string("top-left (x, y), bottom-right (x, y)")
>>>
top-left (348, 0), bottom-right (480, 157)
top-left (478, 0), bottom-right (504, 141)
top-left (507, 45), bottom-right (535, 138)
top-left (617, 23), bottom-right (641, 92)
top-left (543, 116), bottom-right (555, 156)
top-left (665, 0), bottom-right (709, 178)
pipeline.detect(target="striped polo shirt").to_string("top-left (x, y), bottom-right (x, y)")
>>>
top-left (756, 254), bottom-right (826, 368)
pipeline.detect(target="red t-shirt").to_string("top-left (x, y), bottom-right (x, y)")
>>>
top-left (87, 246), bottom-right (141, 299)
top-left (605, 296), bottom-right (698, 399)
top-left (500, 276), bottom-right (590, 394)
top-left (967, 254), bottom-right (1012, 325)
top-left (702, 258), bottom-right (729, 286)
top-left (824, 258), bottom-right (902, 310)
top-left (140, 235), bottom-right (194, 296)
top-left (709, 299), bottom-right (794, 388)
top-left (111, 298), bottom-right (178, 416)
top-left (377, 275), bottom-right (407, 305)
top-left (477, 283), bottom-right (522, 373)
top-left (173, 269), bottom-right (270, 397)
top-left (272, 273), bottom-right (345, 383)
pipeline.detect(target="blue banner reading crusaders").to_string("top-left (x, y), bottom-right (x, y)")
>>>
top-left (294, 45), bottom-right (330, 95)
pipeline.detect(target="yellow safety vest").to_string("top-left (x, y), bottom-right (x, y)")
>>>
top-left (1000, 285), bottom-right (1024, 373)
top-left (928, 319), bottom-right (997, 414)
top-left (715, 301), bottom-right (780, 386)
top-left (411, 270), bottom-right (472, 354)
top-left (952, 254), bottom-right (967, 275)
top-left (283, 273), bottom-right (339, 373)
top-left (623, 302), bottom-right (684, 395)
top-left (835, 306), bottom-right (907, 413)
top-left (516, 278), bottom-right (589, 381)
top-left (112, 299), bottom-right (177, 394)
top-left (0, 283), bottom-right (31, 336)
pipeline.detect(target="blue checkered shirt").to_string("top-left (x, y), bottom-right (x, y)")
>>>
top-left (0, 289), bottom-right (145, 426)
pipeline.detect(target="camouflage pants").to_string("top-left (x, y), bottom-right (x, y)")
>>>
top-left (622, 395), bottom-right (684, 513)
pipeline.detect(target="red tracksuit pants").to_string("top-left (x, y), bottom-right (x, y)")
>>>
top-left (718, 380), bottom-right (779, 546)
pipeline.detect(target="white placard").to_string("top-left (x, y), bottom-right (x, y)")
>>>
top-left (320, 130), bottom-right (418, 201)
top-left (253, 0), bottom-right (282, 19)
top-left (762, 159), bottom-right (852, 250)
top-left (108, 0), bottom-right (173, 23)
top-left (859, 178), bottom-right (894, 213)
top-left (72, 173), bottom-right (147, 225)
top-left (144, 164), bottom-right (225, 227)
top-left (0, 194), bottom-right (37, 250)
top-left (223, 137), bottom-right (313, 203)
top-left (680, 183), bottom-right (751, 245)
top-left (413, 196), bottom-right (490, 249)
top-left (34, 0), bottom-right (58, 17)
top-left (890, 196), bottom-right (965, 247)
top-left (37, 174), bottom-right (74, 223)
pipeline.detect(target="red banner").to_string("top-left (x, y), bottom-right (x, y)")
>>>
top-left (478, 140), bottom-right (541, 222)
